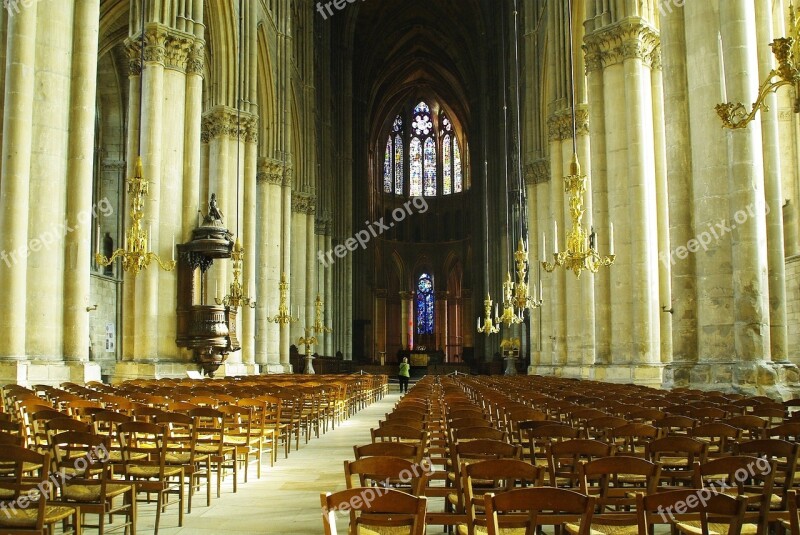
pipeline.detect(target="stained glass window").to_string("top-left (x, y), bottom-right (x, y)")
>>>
top-left (454, 139), bottom-right (463, 193)
top-left (409, 137), bottom-right (422, 197)
top-left (423, 138), bottom-right (436, 196)
top-left (383, 137), bottom-right (392, 193)
top-left (416, 273), bottom-right (434, 335)
top-left (394, 135), bottom-right (404, 195)
top-left (412, 102), bottom-right (432, 135)
top-left (442, 134), bottom-right (452, 195)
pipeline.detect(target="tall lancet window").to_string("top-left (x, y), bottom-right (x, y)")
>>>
top-left (381, 101), bottom-right (467, 197)
top-left (416, 273), bottom-right (434, 335)
top-left (411, 102), bottom-right (434, 196)
top-left (384, 115), bottom-right (404, 194)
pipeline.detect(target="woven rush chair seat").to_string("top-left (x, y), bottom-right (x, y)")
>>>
top-left (61, 481), bottom-right (133, 502)
top-left (563, 524), bottom-right (640, 535)
top-left (672, 521), bottom-right (757, 535)
top-left (0, 504), bottom-right (77, 528)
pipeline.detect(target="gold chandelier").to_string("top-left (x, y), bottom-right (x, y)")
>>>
top-left (267, 272), bottom-right (299, 325)
top-left (542, 154), bottom-right (615, 278)
top-left (215, 239), bottom-right (255, 309)
top-left (542, 0), bottom-right (614, 279)
top-left (477, 293), bottom-right (500, 335)
top-left (312, 294), bottom-right (332, 334)
top-left (717, 3), bottom-right (800, 129)
top-left (95, 158), bottom-right (176, 276)
top-left (96, 12), bottom-right (175, 277)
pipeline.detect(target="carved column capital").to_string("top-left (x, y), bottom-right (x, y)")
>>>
top-left (142, 26), bottom-right (168, 65)
top-left (547, 105), bottom-right (589, 142)
top-left (583, 18), bottom-right (660, 70)
top-left (291, 192), bottom-right (316, 214)
top-left (164, 34), bottom-right (193, 72)
top-left (186, 42), bottom-right (206, 75)
top-left (257, 157), bottom-right (285, 185)
top-left (125, 40), bottom-right (142, 76)
top-left (525, 158), bottom-right (551, 185)
top-left (399, 291), bottom-right (415, 300)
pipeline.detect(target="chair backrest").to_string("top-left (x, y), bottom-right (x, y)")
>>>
top-left (353, 442), bottom-right (424, 463)
top-left (461, 458), bottom-right (545, 533)
top-left (117, 420), bottom-right (169, 474)
top-left (547, 439), bottom-right (614, 487)
top-left (579, 455), bottom-right (661, 511)
top-left (320, 487), bottom-right (426, 535)
top-left (484, 487), bottom-right (596, 535)
top-left (0, 445), bottom-right (51, 532)
top-left (343, 455), bottom-right (430, 495)
top-left (636, 488), bottom-right (749, 535)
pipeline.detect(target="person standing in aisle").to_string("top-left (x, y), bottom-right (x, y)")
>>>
top-left (398, 357), bottom-right (410, 393)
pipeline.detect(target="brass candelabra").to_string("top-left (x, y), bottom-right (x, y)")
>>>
top-left (95, 156), bottom-right (176, 276)
top-left (512, 238), bottom-right (543, 312)
top-left (498, 272), bottom-right (523, 326)
top-left (215, 239), bottom-right (255, 309)
top-left (476, 293), bottom-right (500, 335)
top-left (311, 294), bottom-right (332, 334)
top-left (267, 272), bottom-right (299, 324)
top-left (542, 154), bottom-right (615, 278)
top-left (717, 3), bottom-right (800, 129)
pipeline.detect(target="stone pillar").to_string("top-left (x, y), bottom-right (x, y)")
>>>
top-left (241, 116), bottom-right (258, 368)
top-left (659, 2), bottom-right (697, 385)
top-left (582, 17), bottom-right (662, 385)
top-left (305, 200), bottom-right (316, 334)
top-left (64, 0), bottom-right (101, 371)
top-left (400, 291), bottom-right (413, 350)
top-left (720, 0), bottom-right (771, 369)
top-left (461, 289), bottom-right (473, 356)
top-left (279, 168), bottom-right (293, 368)
top-left (324, 230), bottom-right (334, 356)
top-left (256, 158), bottom-right (283, 370)
top-left (290, 193), bottom-right (309, 343)
top-left (755, 0), bottom-right (789, 363)
top-left (435, 291), bottom-right (449, 358)
top-left (0, 0), bottom-right (35, 362)
top-left (26, 1), bottom-right (73, 362)
top-left (183, 43), bottom-right (204, 240)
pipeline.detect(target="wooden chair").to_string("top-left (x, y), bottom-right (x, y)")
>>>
top-left (646, 435), bottom-right (708, 488)
top-left (49, 430), bottom-right (136, 535)
top-left (547, 438), bottom-right (614, 488)
top-left (343, 456), bottom-right (429, 496)
top-left (187, 407), bottom-right (237, 498)
top-left (484, 487), bottom-right (596, 535)
top-left (118, 420), bottom-right (185, 534)
top-left (156, 411), bottom-right (211, 514)
top-left (353, 442), bottom-right (424, 464)
top-left (692, 455), bottom-right (776, 535)
top-left (0, 446), bottom-right (81, 535)
top-left (320, 487), bottom-right (426, 535)
top-left (568, 456), bottom-right (661, 535)
top-left (690, 423), bottom-right (741, 458)
top-left (636, 488), bottom-right (752, 535)
top-left (458, 458), bottom-right (544, 534)
top-left (219, 404), bottom-right (260, 484)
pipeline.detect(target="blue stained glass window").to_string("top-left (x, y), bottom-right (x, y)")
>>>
top-left (383, 137), bottom-right (392, 193)
top-left (394, 135), bottom-right (404, 195)
top-left (412, 102), bottom-right (432, 136)
top-left (409, 138), bottom-right (422, 197)
top-left (393, 115), bottom-right (403, 132)
top-left (423, 137), bottom-right (436, 196)
top-left (442, 134), bottom-right (452, 195)
top-left (416, 273), bottom-right (434, 335)
top-left (453, 139), bottom-right (463, 193)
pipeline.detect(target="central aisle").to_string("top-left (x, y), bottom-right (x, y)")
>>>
top-left (142, 390), bottom-right (401, 534)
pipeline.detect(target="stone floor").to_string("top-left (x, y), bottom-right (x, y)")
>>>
top-left (101, 390), bottom-right (405, 534)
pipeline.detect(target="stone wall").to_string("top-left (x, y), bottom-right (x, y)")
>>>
top-left (787, 255), bottom-right (800, 364)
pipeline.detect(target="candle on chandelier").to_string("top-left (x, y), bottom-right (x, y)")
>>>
top-left (95, 223), bottom-right (101, 257)
top-left (609, 223), bottom-right (615, 255)
top-left (553, 221), bottom-right (558, 254)
top-left (477, 316), bottom-right (481, 330)
top-left (542, 232), bottom-right (546, 261)
top-left (171, 234), bottom-right (175, 262)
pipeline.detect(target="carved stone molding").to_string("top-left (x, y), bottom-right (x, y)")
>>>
top-left (164, 34), bottom-right (192, 72)
top-left (291, 192), bottom-right (316, 215)
top-left (186, 43), bottom-right (205, 75)
top-left (125, 40), bottom-right (142, 77)
top-left (257, 157), bottom-right (285, 185)
top-left (399, 291), bottom-right (415, 300)
top-left (583, 18), bottom-right (660, 72)
top-left (142, 26), bottom-right (168, 65)
top-left (525, 158), bottom-right (551, 185)
top-left (547, 105), bottom-right (589, 142)
top-left (282, 165), bottom-right (294, 188)
top-left (201, 106), bottom-right (259, 142)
